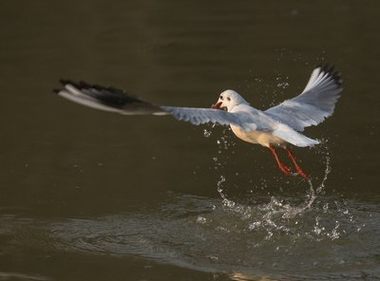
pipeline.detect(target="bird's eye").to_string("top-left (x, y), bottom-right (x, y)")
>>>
top-left (227, 97), bottom-right (231, 101)
top-left (220, 95), bottom-right (223, 100)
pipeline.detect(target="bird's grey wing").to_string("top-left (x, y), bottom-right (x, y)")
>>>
top-left (54, 80), bottom-right (257, 130)
top-left (161, 106), bottom-right (257, 131)
top-left (55, 80), bottom-right (165, 115)
top-left (265, 65), bottom-right (343, 132)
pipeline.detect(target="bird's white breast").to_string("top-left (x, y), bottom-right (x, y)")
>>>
top-left (230, 125), bottom-right (284, 148)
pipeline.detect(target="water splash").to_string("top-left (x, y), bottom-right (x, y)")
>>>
top-left (208, 133), bottom-right (360, 243)
top-left (203, 129), bottom-right (212, 138)
top-left (200, 128), bottom-right (366, 252)
top-left (216, 175), bottom-right (236, 209)
top-left (212, 131), bottom-right (327, 211)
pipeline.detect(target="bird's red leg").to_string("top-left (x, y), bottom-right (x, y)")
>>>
top-left (268, 145), bottom-right (292, 176)
top-left (286, 148), bottom-right (309, 179)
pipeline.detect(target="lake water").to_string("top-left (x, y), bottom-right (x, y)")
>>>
top-left (0, 1), bottom-right (379, 280)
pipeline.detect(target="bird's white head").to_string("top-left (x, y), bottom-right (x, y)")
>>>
top-left (211, 90), bottom-right (249, 112)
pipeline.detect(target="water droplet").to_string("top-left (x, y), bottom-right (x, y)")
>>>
top-left (203, 129), bottom-right (212, 138)
top-left (196, 216), bottom-right (207, 224)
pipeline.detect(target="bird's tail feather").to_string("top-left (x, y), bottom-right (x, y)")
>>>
top-left (273, 124), bottom-right (319, 147)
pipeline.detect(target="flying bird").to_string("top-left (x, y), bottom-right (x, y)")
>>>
top-left (54, 65), bottom-right (343, 179)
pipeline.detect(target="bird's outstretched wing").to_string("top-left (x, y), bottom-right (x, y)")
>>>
top-left (54, 80), bottom-right (257, 131)
top-left (265, 65), bottom-right (343, 132)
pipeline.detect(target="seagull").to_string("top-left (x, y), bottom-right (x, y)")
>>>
top-left (54, 64), bottom-right (343, 179)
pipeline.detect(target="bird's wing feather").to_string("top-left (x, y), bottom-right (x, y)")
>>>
top-left (55, 80), bottom-right (165, 115)
top-left (55, 80), bottom-right (257, 131)
top-left (272, 124), bottom-right (319, 147)
top-left (265, 65), bottom-right (343, 132)
top-left (161, 106), bottom-right (258, 131)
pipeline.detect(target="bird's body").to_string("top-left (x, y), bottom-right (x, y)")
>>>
top-left (230, 125), bottom-right (285, 147)
top-left (224, 104), bottom-right (283, 147)
top-left (55, 64), bottom-right (343, 179)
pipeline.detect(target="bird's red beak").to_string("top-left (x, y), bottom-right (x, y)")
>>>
top-left (211, 101), bottom-right (223, 109)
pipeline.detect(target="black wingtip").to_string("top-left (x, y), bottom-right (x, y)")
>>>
top-left (316, 63), bottom-right (343, 87)
top-left (58, 79), bottom-right (127, 95)
top-left (53, 88), bottom-right (61, 94)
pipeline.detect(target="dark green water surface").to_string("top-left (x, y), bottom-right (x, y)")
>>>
top-left (0, 1), bottom-right (379, 280)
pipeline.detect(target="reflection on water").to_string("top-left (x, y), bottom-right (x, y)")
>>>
top-left (1, 126), bottom-right (378, 281)
top-left (0, 272), bottom-right (51, 281)
top-left (1, 190), bottom-right (379, 280)
top-left (2, 132), bottom-right (378, 280)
